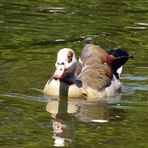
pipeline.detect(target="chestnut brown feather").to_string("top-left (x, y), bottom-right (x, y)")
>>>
top-left (67, 51), bottom-right (73, 63)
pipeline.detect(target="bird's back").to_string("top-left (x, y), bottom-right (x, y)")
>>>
top-left (76, 44), bottom-right (113, 92)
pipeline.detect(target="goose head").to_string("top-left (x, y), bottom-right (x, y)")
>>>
top-left (53, 48), bottom-right (77, 80)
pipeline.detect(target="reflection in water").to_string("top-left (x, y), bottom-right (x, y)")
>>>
top-left (46, 95), bottom-right (123, 147)
top-left (46, 97), bottom-right (74, 147)
top-left (52, 119), bottom-right (73, 147)
top-left (75, 101), bottom-right (109, 123)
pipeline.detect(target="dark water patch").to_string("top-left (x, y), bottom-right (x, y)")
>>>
top-left (30, 37), bottom-right (84, 46)
top-left (0, 96), bottom-right (52, 147)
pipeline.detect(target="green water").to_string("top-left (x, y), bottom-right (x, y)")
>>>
top-left (0, 0), bottom-right (148, 147)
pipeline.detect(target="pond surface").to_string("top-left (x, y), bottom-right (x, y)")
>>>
top-left (0, 0), bottom-right (148, 147)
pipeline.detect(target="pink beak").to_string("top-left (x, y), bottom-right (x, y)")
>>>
top-left (53, 64), bottom-right (66, 79)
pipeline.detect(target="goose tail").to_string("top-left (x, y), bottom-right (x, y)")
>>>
top-left (108, 49), bottom-right (133, 78)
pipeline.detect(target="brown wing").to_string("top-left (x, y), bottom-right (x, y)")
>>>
top-left (75, 61), bottom-right (82, 76)
top-left (77, 56), bottom-right (113, 91)
top-left (80, 44), bottom-right (109, 63)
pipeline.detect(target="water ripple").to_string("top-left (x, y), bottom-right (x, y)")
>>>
top-left (1, 92), bottom-right (47, 102)
top-left (38, 6), bottom-right (65, 13)
top-left (121, 76), bottom-right (148, 81)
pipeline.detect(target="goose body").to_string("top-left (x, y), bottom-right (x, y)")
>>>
top-left (43, 44), bottom-right (130, 99)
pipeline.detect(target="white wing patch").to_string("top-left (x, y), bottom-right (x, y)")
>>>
top-left (117, 66), bottom-right (123, 77)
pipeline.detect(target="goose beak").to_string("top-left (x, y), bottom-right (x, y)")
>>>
top-left (53, 64), bottom-right (66, 80)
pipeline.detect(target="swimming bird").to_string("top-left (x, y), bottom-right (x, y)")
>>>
top-left (43, 44), bottom-right (131, 99)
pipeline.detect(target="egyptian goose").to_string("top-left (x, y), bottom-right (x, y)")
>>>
top-left (43, 44), bottom-right (131, 99)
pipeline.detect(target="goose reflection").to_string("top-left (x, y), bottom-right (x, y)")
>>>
top-left (46, 94), bottom-right (123, 147)
top-left (46, 95), bottom-right (75, 147)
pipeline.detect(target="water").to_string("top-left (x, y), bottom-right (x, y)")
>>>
top-left (0, 0), bottom-right (148, 147)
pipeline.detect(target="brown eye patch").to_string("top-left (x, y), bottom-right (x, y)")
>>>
top-left (67, 51), bottom-right (73, 63)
